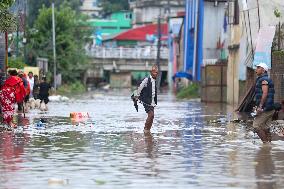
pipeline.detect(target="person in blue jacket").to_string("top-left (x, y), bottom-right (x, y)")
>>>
top-left (253, 63), bottom-right (275, 143)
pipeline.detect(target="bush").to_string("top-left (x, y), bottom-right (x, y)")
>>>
top-left (177, 83), bottom-right (200, 99)
top-left (8, 57), bottom-right (27, 69)
top-left (57, 81), bottom-right (86, 96)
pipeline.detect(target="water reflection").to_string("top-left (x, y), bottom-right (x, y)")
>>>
top-left (182, 102), bottom-right (204, 184)
top-left (0, 132), bottom-right (29, 188)
top-left (255, 145), bottom-right (276, 189)
top-left (144, 132), bottom-right (155, 158)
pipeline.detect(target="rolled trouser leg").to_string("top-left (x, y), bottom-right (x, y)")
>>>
top-left (253, 110), bottom-right (274, 143)
top-left (255, 128), bottom-right (269, 143)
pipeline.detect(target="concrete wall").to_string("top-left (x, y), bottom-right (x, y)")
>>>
top-left (80, 0), bottom-right (101, 17)
top-left (90, 58), bottom-right (168, 71)
top-left (130, 0), bottom-right (185, 25)
top-left (238, 0), bottom-right (284, 70)
top-left (271, 53), bottom-right (284, 103)
top-left (201, 64), bottom-right (227, 103)
top-left (110, 72), bottom-right (132, 88)
top-left (203, 2), bottom-right (227, 60)
top-left (227, 11), bottom-right (242, 107)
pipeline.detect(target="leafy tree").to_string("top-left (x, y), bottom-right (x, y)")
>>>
top-left (0, 0), bottom-right (16, 32)
top-left (27, 0), bottom-right (83, 26)
top-left (101, 0), bottom-right (129, 15)
top-left (27, 2), bottom-right (92, 83)
top-left (0, 0), bottom-right (15, 8)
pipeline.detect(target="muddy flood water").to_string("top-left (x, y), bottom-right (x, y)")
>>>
top-left (0, 91), bottom-right (284, 189)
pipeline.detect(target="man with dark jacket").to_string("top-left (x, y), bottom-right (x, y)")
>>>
top-left (39, 77), bottom-right (51, 104)
top-left (135, 65), bottom-right (158, 133)
top-left (253, 63), bottom-right (275, 143)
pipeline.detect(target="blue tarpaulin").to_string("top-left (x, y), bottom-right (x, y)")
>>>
top-left (172, 72), bottom-right (193, 81)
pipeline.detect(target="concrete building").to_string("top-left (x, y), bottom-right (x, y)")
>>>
top-left (129, 0), bottom-right (185, 26)
top-left (80, 0), bottom-right (102, 18)
top-left (87, 11), bottom-right (133, 37)
top-left (227, 0), bottom-right (284, 107)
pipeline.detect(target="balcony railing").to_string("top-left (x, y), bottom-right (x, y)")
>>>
top-left (87, 47), bottom-right (169, 60)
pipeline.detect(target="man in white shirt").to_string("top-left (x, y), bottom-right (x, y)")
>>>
top-left (135, 65), bottom-right (159, 133)
top-left (27, 71), bottom-right (34, 98)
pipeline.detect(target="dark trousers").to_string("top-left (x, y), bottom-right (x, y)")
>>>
top-left (144, 104), bottom-right (154, 130)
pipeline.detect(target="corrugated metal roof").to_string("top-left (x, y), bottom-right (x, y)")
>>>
top-left (105, 23), bottom-right (168, 41)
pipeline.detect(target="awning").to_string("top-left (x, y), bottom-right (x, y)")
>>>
top-left (172, 72), bottom-right (193, 81)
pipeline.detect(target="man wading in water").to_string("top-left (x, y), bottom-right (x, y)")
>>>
top-left (253, 63), bottom-right (275, 143)
top-left (134, 65), bottom-right (158, 133)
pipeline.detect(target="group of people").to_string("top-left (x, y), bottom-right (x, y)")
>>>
top-left (0, 70), bottom-right (51, 128)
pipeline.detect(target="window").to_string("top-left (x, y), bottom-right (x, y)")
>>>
top-left (92, 0), bottom-right (98, 7)
top-left (120, 27), bottom-right (131, 30)
top-left (125, 13), bottom-right (132, 20)
top-left (228, 0), bottom-right (239, 25)
top-left (101, 26), bottom-right (117, 29)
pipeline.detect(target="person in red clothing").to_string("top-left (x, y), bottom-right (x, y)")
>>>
top-left (17, 71), bottom-right (30, 112)
top-left (0, 70), bottom-right (26, 128)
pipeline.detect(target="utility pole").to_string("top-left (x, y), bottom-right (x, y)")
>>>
top-left (156, 11), bottom-right (162, 91)
top-left (5, 32), bottom-right (8, 74)
top-left (192, 0), bottom-right (199, 81)
top-left (16, 0), bottom-right (19, 57)
top-left (256, 0), bottom-right (260, 30)
top-left (52, 2), bottom-right (57, 91)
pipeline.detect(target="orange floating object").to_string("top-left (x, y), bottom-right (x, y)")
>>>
top-left (70, 112), bottom-right (90, 119)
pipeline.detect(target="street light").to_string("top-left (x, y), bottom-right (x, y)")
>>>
top-left (52, 2), bottom-right (57, 91)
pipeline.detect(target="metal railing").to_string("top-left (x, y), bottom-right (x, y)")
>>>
top-left (87, 47), bottom-right (169, 60)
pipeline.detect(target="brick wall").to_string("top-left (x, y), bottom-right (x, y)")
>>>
top-left (271, 53), bottom-right (284, 103)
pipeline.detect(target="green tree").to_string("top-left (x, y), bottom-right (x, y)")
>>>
top-left (27, 2), bottom-right (91, 83)
top-left (27, 0), bottom-right (83, 26)
top-left (101, 0), bottom-right (129, 15)
top-left (0, 0), bottom-right (16, 32)
top-left (0, 0), bottom-right (15, 8)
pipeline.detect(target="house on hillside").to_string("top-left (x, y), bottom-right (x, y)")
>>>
top-left (129, 0), bottom-right (185, 26)
top-left (87, 11), bottom-right (133, 46)
top-left (80, 0), bottom-right (102, 18)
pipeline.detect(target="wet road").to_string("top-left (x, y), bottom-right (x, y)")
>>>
top-left (1, 91), bottom-right (284, 189)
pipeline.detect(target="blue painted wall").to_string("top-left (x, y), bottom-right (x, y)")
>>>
top-left (184, 0), bottom-right (204, 81)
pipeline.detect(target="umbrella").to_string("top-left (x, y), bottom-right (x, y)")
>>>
top-left (131, 94), bottom-right (138, 112)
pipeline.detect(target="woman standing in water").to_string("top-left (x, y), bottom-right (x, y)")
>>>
top-left (0, 70), bottom-right (26, 128)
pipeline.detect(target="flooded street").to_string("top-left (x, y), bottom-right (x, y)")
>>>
top-left (1, 91), bottom-right (284, 189)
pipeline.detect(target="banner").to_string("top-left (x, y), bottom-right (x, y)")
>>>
top-left (253, 26), bottom-right (276, 69)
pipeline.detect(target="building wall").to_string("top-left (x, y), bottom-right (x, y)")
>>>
top-left (271, 53), bottom-right (284, 103)
top-left (130, 0), bottom-right (185, 26)
top-left (88, 11), bottom-right (133, 36)
top-left (203, 2), bottom-right (227, 60)
top-left (227, 14), bottom-right (242, 107)
top-left (110, 72), bottom-right (132, 88)
top-left (236, 0), bottom-right (284, 105)
top-left (80, 0), bottom-right (101, 17)
top-left (239, 0), bottom-right (284, 70)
